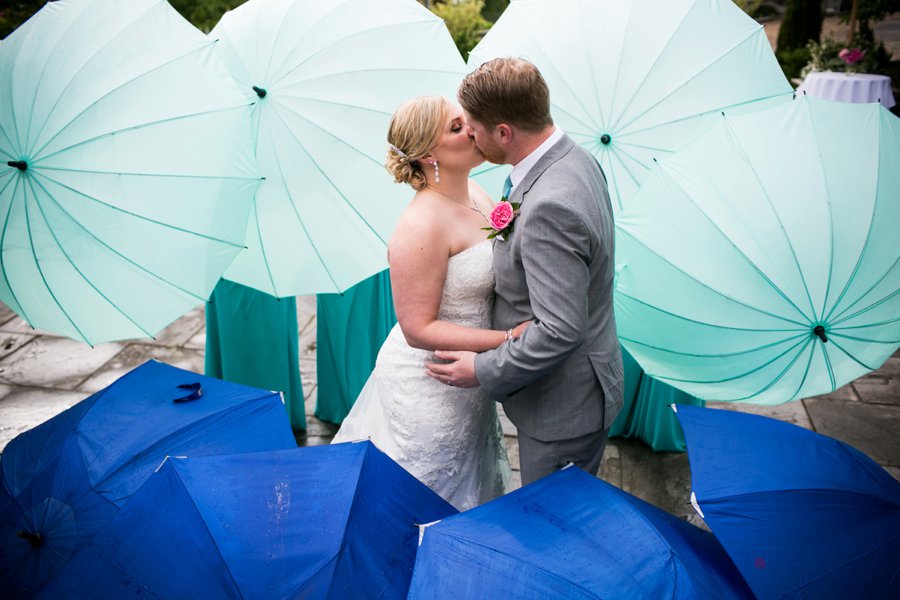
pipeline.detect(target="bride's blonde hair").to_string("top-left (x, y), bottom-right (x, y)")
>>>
top-left (385, 96), bottom-right (450, 191)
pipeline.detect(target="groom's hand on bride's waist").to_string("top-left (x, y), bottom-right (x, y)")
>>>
top-left (426, 350), bottom-right (479, 388)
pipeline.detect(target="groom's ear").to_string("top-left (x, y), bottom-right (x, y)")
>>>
top-left (496, 124), bottom-right (514, 145)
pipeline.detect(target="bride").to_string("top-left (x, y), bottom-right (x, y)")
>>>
top-left (332, 96), bottom-right (525, 510)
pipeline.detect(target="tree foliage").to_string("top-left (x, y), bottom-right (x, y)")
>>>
top-left (0, 0), bottom-right (45, 40)
top-left (776, 0), bottom-right (823, 52)
top-left (430, 0), bottom-right (491, 59)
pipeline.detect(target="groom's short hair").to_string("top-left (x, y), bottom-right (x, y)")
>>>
top-left (459, 58), bottom-right (553, 133)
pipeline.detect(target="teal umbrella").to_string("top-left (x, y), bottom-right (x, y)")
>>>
top-left (0, 0), bottom-right (260, 345)
top-left (210, 0), bottom-right (466, 296)
top-left (616, 96), bottom-right (900, 403)
top-left (468, 0), bottom-right (792, 211)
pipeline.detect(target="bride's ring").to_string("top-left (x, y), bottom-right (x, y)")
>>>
top-left (447, 380), bottom-right (454, 386)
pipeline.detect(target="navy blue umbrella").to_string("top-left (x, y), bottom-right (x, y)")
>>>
top-left (38, 441), bottom-right (457, 599)
top-left (675, 404), bottom-right (900, 599)
top-left (408, 466), bottom-right (752, 599)
top-left (0, 360), bottom-right (296, 597)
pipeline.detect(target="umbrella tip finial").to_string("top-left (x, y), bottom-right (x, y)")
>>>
top-left (600, 133), bottom-right (612, 145)
top-left (7, 160), bottom-right (27, 171)
top-left (813, 325), bottom-right (828, 343)
top-left (252, 86), bottom-right (267, 98)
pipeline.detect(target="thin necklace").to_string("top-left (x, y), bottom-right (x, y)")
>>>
top-left (426, 184), bottom-right (489, 223)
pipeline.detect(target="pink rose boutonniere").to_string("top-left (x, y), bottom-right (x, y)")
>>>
top-left (484, 200), bottom-right (521, 241)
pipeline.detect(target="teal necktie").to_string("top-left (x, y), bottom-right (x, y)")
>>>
top-left (502, 175), bottom-right (512, 200)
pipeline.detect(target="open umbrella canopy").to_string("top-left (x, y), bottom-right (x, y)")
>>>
top-left (408, 466), bottom-right (752, 599)
top-left (0, 0), bottom-right (261, 345)
top-left (675, 404), bottom-right (900, 599)
top-left (467, 0), bottom-right (792, 210)
top-left (38, 442), bottom-right (457, 600)
top-left (615, 96), bottom-right (900, 403)
top-left (0, 360), bottom-right (296, 598)
top-left (210, 0), bottom-right (466, 296)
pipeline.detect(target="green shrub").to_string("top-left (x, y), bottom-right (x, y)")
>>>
top-left (431, 0), bottom-right (491, 59)
top-left (776, 46), bottom-right (811, 81)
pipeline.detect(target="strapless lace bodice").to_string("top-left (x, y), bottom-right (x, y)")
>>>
top-left (437, 241), bottom-right (494, 328)
top-left (333, 240), bottom-right (509, 510)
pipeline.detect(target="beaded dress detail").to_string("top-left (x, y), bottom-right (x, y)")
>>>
top-left (333, 241), bottom-right (510, 510)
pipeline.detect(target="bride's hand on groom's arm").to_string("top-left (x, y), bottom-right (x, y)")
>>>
top-left (425, 351), bottom-right (479, 388)
top-left (512, 320), bottom-right (532, 339)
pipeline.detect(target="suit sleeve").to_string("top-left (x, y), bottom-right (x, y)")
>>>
top-left (475, 198), bottom-right (591, 399)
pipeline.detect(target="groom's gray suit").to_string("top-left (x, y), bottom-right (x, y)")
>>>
top-left (474, 133), bottom-right (623, 482)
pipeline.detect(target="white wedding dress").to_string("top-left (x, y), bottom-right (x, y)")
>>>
top-left (332, 240), bottom-right (510, 510)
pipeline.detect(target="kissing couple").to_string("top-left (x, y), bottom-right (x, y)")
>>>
top-left (333, 58), bottom-right (624, 510)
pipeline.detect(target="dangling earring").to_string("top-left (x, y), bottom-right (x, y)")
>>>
top-left (433, 160), bottom-right (440, 183)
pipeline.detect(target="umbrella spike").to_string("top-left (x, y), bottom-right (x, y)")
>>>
top-left (813, 325), bottom-right (828, 343)
top-left (7, 160), bottom-right (27, 171)
top-left (252, 86), bottom-right (267, 98)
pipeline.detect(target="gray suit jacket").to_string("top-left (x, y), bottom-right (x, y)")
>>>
top-left (474, 134), bottom-right (623, 442)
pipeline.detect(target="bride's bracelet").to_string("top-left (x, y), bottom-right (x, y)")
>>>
top-left (505, 328), bottom-right (514, 341)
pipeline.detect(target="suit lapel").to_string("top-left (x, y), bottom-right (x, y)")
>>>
top-left (508, 134), bottom-right (576, 206)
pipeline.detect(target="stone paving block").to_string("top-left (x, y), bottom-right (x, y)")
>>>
top-left (76, 344), bottom-right (204, 394)
top-left (0, 302), bottom-right (16, 325)
top-left (870, 354), bottom-right (900, 378)
top-left (852, 376), bottom-right (900, 406)
top-left (497, 404), bottom-right (516, 437)
top-left (297, 435), bottom-right (333, 447)
top-left (304, 416), bottom-right (339, 437)
top-left (507, 468), bottom-right (522, 492)
top-left (886, 466), bottom-right (900, 482)
top-left (805, 397), bottom-right (900, 466)
top-left (184, 328), bottom-right (205, 350)
top-left (298, 313), bottom-right (317, 355)
top-left (804, 383), bottom-right (860, 403)
top-left (597, 440), bottom-right (623, 490)
top-left (0, 315), bottom-right (59, 338)
top-left (153, 305), bottom-right (205, 347)
top-left (304, 387), bottom-right (318, 417)
top-left (0, 383), bottom-right (12, 402)
top-left (503, 435), bottom-right (520, 471)
top-left (0, 337), bottom-right (122, 390)
top-left (706, 399), bottom-right (813, 429)
top-left (0, 332), bottom-right (35, 360)
top-left (618, 439), bottom-right (695, 521)
top-left (0, 388), bottom-right (90, 453)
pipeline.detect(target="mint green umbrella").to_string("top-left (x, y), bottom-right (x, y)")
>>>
top-left (615, 96), bottom-right (900, 403)
top-left (210, 0), bottom-right (466, 296)
top-left (0, 0), bottom-right (261, 345)
top-left (469, 0), bottom-right (792, 211)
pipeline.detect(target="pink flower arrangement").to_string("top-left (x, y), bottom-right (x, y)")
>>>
top-left (838, 47), bottom-right (865, 66)
top-left (484, 200), bottom-right (520, 241)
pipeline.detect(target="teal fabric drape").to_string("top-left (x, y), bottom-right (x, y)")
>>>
top-left (205, 279), bottom-right (306, 430)
top-left (610, 346), bottom-right (704, 452)
top-left (316, 270), bottom-right (396, 425)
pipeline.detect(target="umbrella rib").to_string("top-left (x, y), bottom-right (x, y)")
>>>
top-left (28, 172), bottom-right (207, 303)
top-left (617, 290), bottom-right (807, 333)
top-left (611, 22), bottom-right (766, 134)
top-left (620, 330), bottom-right (808, 360)
top-left (610, 144), bottom-right (652, 189)
top-left (270, 17), bottom-right (446, 87)
top-left (268, 106), bottom-right (388, 245)
top-left (248, 195), bottom-right (281, 297)
top-left (22, 176), bottom-right (91, 344)
top-left (829, 330), bottom-right (900, 346)
top-left (577, 0), bottom-right (608, 129)
top-left (604, 151), bottom-right (626, 212)
top-left (827, 335), bottom-right (880, 371)
top-left (26, 176), bottom-right (157, 342)
top-left (644, 334), bottom-right (810, 386)
top-left (260, 113), bottom-right (350, 290)
top-left (0, 174), bottom-right (30, 321)
top-left (35, 166), bottom-right (259, 182)
top-left (616, 91), bottom-right (792, 140)
top-left (672, 131), bottom-right (815, 322)
top-left (823, 132), bottom-right (888, 325)
top-left (548, 105), bottom-right (602, 139)
top-left (831, 314), bottom-right (900, 331)
top-left (785, 337), bottom-right (817, 401)
top-left (0, 127), bottom-right (18, 160)
top-left (288, 66), bottom-right (466, 89)
top-left (32, 103), bottom-right (254, 166)
top-left (30, 170), bottom-right (245, 248)
top-left (513, 15), bottom-right (601, 133)
top-left (830, 282), bottom-right (900, 327)
top-left (616, 227), bottom-right (809, 327)
top-left (275, 101), bottom-right (387, 169)
top-left (23, 0), bottom-right (159, 151)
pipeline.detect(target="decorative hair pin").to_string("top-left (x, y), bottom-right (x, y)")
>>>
top-left (389, 143), bottom-right (410, 161)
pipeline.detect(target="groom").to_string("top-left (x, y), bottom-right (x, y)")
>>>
top-left (426, 58), bottom-right (623, 485)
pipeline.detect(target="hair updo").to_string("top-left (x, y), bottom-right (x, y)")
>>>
top-left (385, 96), bottom-right (450, 191)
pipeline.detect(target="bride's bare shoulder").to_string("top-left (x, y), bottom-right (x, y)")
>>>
top-left (468, 178), bottom-right (495, 209)
top-left (388, 190), bottom-right (450, 258)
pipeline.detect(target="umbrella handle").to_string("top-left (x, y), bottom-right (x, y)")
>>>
top-left (173, 383), bottom-right (202, 403)
top-left (17, 530), bottom-right (44, 549)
